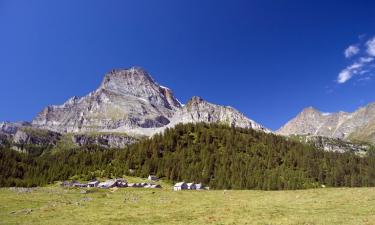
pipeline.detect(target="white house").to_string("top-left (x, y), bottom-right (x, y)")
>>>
top-left (115, 178), bottom-right (127, 187)
top-left (87, 181), bottom-right (100, 188)
top-left (173, 182), bottom-right (188, 191)
top-left (98, 180), bottom-right (116, 189)
top-left (72, 182), bottom-right (87, 188)
top-left (195, 183), bottom-right (204, 190)
top-left (148, 175), bottom-right (158, 181)
top-left (187, 183), bottom-right (196, 190)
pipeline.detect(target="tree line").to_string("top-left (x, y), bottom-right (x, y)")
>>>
top-left (1, 123), bottom-right (375, 190)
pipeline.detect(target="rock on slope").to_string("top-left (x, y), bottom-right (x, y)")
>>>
top-left (32, 67), bottom-right (269, 137)
top-left (278, 103), bottom-right (375, 143)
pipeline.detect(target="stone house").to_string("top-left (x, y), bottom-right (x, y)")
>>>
top-left (173, 182), bottom-right (188, 191)
top-left (148, 175), bottom-right (158, 181)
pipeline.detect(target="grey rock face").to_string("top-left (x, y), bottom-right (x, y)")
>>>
top-left (32, 67), bottom-right (182, 133)
top-left (0, 122), bottom-right (31, 136)
top-left (72, 134), bottom-right (138, 149)
top-left (168, 96), bottom-right (270, 132)
top-left (278, 103), bottom-right (375, 143)
top-left (290, 135), bottom-right (369, 154)
top-left (12, 128), bottom-right (61, 146)
top-left (32, 67), bottom-right (269, 136)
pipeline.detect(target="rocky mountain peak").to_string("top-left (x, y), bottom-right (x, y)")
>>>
top-left (278, 101), bottom-right (375, 143)
top-left (32, 67), bottom-right (182, 133)
top-left (301, 106), bottom-right (320, 114)
top-left (99, 68), bottom-right (155, 94)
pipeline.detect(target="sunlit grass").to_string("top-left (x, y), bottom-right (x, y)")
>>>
top-left (1, 185), bottom-right (375, 225)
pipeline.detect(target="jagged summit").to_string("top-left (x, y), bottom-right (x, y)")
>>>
top-left (31, 66), bottom-right (269, 136)
top-left (100, 67), bottom-right (156, 93)
top-left (301, 106), bottom-right (320, 113)
top-left (32, 67), bottom-right (182, 133)
top-left (170, 95), bottom-right (271, 133)
top-left (98, 67), bottom-right (181, 109)
top-left (278, 102), bottom-right (375, 143)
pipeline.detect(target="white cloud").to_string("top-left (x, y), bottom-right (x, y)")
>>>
top-left (337, 58), bottom-right (373, 84)
top-left (338, 67), bottom-right (355, 84)
top-left (359, 57), bottom-right (374, 63)
top-left (336, 35), bottom-right (375, 84)
top-left (366, 37), bottom-right (375, 56)
top-left (344, 45), bottom-right (359, 58)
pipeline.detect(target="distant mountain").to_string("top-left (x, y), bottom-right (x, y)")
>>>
top-left (31, 67), bottom-right (269, 136)
top-left (277, 103), bottom-right (375, 143)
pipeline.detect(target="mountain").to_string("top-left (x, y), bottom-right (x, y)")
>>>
top-left (277, 103), bottom-right (375, 143)
top-left (168, 96), bottom-right (269, 132)
top-left (32, 67), bottom-right (182, 133)
top-left (31, 67), bottom-right (269, 137)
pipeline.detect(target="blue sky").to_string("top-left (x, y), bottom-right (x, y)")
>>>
top-left (1, 0), bottom-right (375, 130)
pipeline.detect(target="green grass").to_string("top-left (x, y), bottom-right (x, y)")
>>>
top-left (1, 185), bottom-right (375, 225)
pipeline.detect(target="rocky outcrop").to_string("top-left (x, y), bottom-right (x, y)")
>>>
top-left (0, 122), bottom-right (32, 136)
top-left (72, 133), bottom-right (138, 148)
top-left (168, 96), bottom-right (270, 132)
top-left (12, 128), bottom-right (61, 146)
top-left (278, 103), bottom-right (375, 143)
top-left (289, 135), bottom-right (370, 154)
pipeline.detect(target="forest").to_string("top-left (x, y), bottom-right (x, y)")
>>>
top-left (1, 123), bottom-right (375, 190)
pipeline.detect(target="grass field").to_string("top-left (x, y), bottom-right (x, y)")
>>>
top-left (1, 181), bottom-right (375, 225)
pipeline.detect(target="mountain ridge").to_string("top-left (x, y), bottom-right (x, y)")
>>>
top-left (278, 102), bottom-right (375, 143)
top-left (29, 66), bottom-right (269, 136)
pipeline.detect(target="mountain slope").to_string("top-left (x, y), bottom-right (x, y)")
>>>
top-left (32, 67), bottom-right (269, 136)
top-left (278, 103), bottom-right (375, 143)
top-left (169, 96), bottom-right (269, 132)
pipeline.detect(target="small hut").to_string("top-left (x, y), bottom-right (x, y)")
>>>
top-left (98, 180), bottom-right (116, 189)
top-left (187, 183), bottom-right (196, 190)
top-left (87, 181), bottom-right (100, 188)
top-left (148, 175), bottom-right (159, 181)
top-left (173, 182), bottom-right (188, 191)
top-left (72, 182), bottom-right (87, 188)
top-left (195, 183), bottom-right (204, 190)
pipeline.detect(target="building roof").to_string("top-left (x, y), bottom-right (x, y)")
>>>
top-left (174, 182), bottom-right (186, 187)
top-left (88, 181), bottom-right (99, 184)
top-left (99, 180), bottom-right (116, 187)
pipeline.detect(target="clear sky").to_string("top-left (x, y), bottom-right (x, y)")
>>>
top-left (1, 0), bottom-right (375, 130)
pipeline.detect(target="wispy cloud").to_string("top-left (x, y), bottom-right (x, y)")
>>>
top-left (344, 45), bottom-right (359, 58)
top-left (337, 57), bottom-right (373, 84)
top-left (337, 35), bottom-right (375, 84)
top-left (367, 37), bottom-right (375, 56)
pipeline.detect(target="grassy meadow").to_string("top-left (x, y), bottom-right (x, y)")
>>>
top-left (1, 178), bottom-right (375, 225)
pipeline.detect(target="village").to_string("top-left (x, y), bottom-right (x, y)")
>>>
top-left (61, 175), bottom-right (208, 191)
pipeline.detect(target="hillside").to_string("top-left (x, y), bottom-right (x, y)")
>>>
top-left (2, 123), bottom-right (375, 190)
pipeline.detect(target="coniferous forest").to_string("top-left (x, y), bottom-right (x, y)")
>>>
top-left (1, 123), bottom-right (375, 190)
